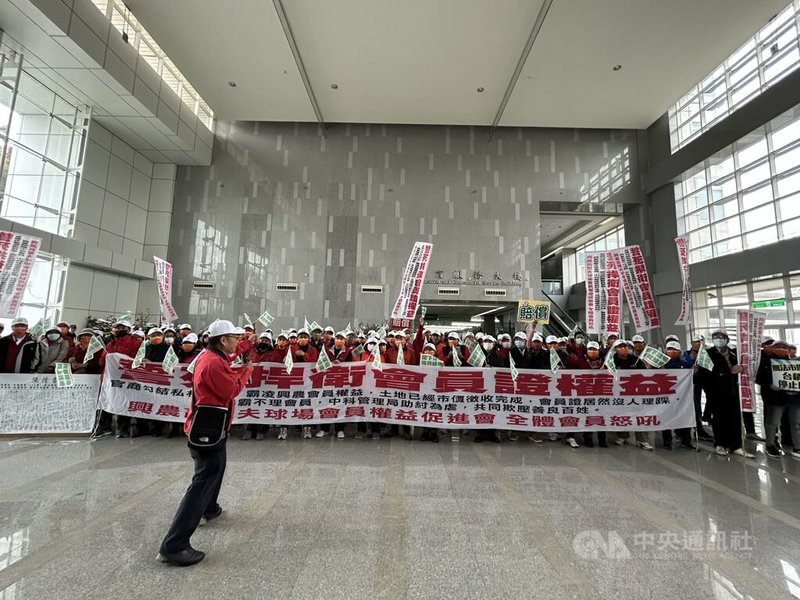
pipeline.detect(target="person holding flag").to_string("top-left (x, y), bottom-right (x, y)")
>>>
top-left (157, 319), bottom-right (252, 567)
top-left (611, 340), bottom-right (653, 450)
top-left (438, 332), bottom-right (470, 366)
top-left (317, 331), bottom-right (353, 439)
top-left (571, 341), bottom-right (608, 448)
top-left (100, 319), bottom-right (141, 438)
top-left (660, 341), bottom-right (696, 450)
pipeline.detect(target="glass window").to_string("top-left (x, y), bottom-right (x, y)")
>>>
top-left (739, 160), bottom-right (770, 188)
top-left (741, 184), bottom-right (773, 210)
top-left (669, 2), bottom-right (800, 153)
top-left (774, 143), bottom-right (800, 173)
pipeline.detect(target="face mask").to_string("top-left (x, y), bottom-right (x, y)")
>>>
top-left (298, 338), bottom-right (309, 347)
top-left (713, 338), bottom-right (727, 348)
top-left (501, 341), bottom-right (512, 349)
top-left (164, 336), bottom-right (175, 344)
top-left (257, 342), bottom-right (270, 351)
top-left (115, 330), bottom-right (129, 338)
top-left (366, 343), bottom-right (375, 353)
top-left (575, 337), bottom-right (585, 345)
top-left (150, 336), bottom-right (163, 345)
top-left (482, 342), bottom-right (494, 351)
top-left (182, 343), bottom-right (195, 352)
top-left (46, 333), bottom-right (61, 341)
top-left (514, 340), bottom-right (525, 349)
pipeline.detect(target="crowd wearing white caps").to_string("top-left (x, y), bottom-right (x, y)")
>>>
top-left (1, 314), bottom-right (796, 458)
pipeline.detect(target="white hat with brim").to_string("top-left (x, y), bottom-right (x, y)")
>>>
top-left (666, 341), bottom-right (681, 350)
top-left (11, 317), bottom-right (28, 326)
top-left (183, 333), bottom-right (199, 344)
top-left (178, 324), bottom-right (192, 331)
top-left (208, 320), bottom-right (245, 337)
top-left (147, 327), bottom-right (163, 337)
top-left (545, 335), bottom-right (558, 344)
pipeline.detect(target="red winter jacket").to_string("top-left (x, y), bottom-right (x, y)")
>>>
top-left (385, 345), bottom-right (417, 365)
top-left (290, 343), bottom-right (318, 363)
top-left (184, 349), bottom-right (250, 435)
top-left (100, 334), bottom-right (141, 365)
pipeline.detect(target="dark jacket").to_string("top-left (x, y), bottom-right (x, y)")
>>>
top-left (145, 342), bottom-right (170, 363)
top-left (0, 333), bottom-right (39, 373)
top-left (697, 346), bottom-right (739, 404)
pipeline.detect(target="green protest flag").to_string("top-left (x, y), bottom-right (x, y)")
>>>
top-left (371, 346), bottom-right (383, 371)
top-left (396, 346), bottom-right (405, 365)
top-left (304, 316), bottom-right (311, 330)
top-left (451, 347), bottom-right (462, 367)
top-left (420, 306), bottom-right (427, 320)
top-left (549, 348), bottom-right (561, 372)
top-left (509, 353), bottom-right (519, 382)
top-left (467, 346), bottom-right (486, 368)
top-left (162, 345), bottom-right (179, 374)
top-left (84, 334), bottom-right (104, 363)
top-left (463, 336), bottom-right (477, 352)
top-left (186, 350), bottom-right (203, 373)
top-left (231, 355), bottom-right (244, 366)
top-left (604, 348), bottom-right (618, 378)
top-left (352, 343), bottom-right (365, 358)
top-left (375, 326), bottom-right (387, 340)
top-left (55, 362), bottom-right (74, 388)
top-left (132, 341), bottom-right (148, 368)
top-left (641, 345), bottom-right (670, 368)
top-left (243, 313), bottom-right (253, 328)
top-left (284, 349), bottom-right (294, 374)
top-left (310, 321), bottom-right (321, 331)
top-left (696, 345), bottom-right (713, 371)
top-left (316, 348), bottom-right (332, 372)
top-left (258, 311), bottom-right (275, 328)
top-left (420, 354), bottom-right (443, 367)
top-left (345, 322), bottom-right (352, 334)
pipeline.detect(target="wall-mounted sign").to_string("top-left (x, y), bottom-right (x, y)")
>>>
top-left (424, 270), bottom-right (526, 287)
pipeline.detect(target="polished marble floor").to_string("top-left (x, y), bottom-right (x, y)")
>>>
top-left (1, 429), bottom-right (799, 600)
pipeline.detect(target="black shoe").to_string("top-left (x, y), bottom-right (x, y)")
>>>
top-left (151, 430), bottom-right (162, 438)
top-left (488, 435), bottom-right (501, 443)
top-left (157, 547), bottom-right (205, 566)
top-left (92, 427), bottom-right (113, 439)
top-left (680, 441), bottom-right (698, 451)
top-left (432, 434), bottom-right (439, 443)
top-left (583, 438), bottom-right (594, 448)
top-left (166, 429), bottom-right (177, 439)
top-left (746, 432), bottom-right (766, 442)
top-left (473, 436), bottom-right (485, 443)
top-left (420, 432), bottom-right (430, 442)
top-left (200, 505), bottom-right (223, 525)
top-left (765, 445), bottom-right (785, 458)
top-left (598, 439), bottom-right (608, 448)
top-left (403, 433), bottom-right (413, 441)
top-left (116, 428), bottom-right (130, 439)
top-left (131, 430), bottom-right (146, 438)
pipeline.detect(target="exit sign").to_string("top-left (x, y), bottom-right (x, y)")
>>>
top-left (752, 298), bottom-right (785, 308)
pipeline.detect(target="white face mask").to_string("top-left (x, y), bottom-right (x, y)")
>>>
top-left (575, 337), bottom-right (585, 345)
top-left (501, 341), bottom-right (512, 349)
top-left (514, 340), bottom-right (525, 349)
top-left (46, 332), bottom-right (61, 342)
top-left (164, 336), bottom-right (175, 344)
top-left (713, 338), bottom-right (727, 348)
top-left (482, 342), bottom-right (494, 351)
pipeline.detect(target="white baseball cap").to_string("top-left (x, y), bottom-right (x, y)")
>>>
top-left (532, 332), bottom-right (544, 342)
top-left (514, 331), bottom-right (527, 340)
top-left (183, 333), bottom-right (199, 344)
top-left (178, 323), bottom-right (192, 330)
top-left (11, 317), bottom-right (28, 326)
top-left (545, 335), bottom-right (558, 344)
top-left (448, 332), bottom-right (460, 340)
top-left (587, 341), bottom-right (600, 350)
top-left (632, 335), bottom-right (645, 343)
top-left (666, 341), bottom-right (681, 350)
top-left (147, 327), bottom-right (163, 337)
top-left (208, 319), bottom-right (245, 337)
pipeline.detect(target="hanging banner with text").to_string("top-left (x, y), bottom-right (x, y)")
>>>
top-left (0, 230), bottom-right (41, 318)
top-left (0, 373), bottom-right (99, 434)
top-left (612, 245), bottom-right (661, 333)
top-left (153, 256), bottom-right (178, 324)
top-left (391, 242), bottom-right (433, 320)
top-left (99, 353), bottom-right (694, 431)
top-left (736, 309), bottom-right (766, 413)
top-left (674, 235), bottom-right (693, 326)
top-left (772, 359), bottom-right (800, 392)
top-left (584, 252), bottom-right (623, 336)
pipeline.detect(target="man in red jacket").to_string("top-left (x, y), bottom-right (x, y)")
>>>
top-left (100, 320), bottom-right (142, 438)
top-left (158, 319), bottom-right (252, 567)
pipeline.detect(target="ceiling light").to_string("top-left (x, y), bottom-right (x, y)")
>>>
top-left (477, 87), bottom-right (485, 93)
top-left (612, 64), bottom-right (622, 71)
top-left (600, 216), bottom-right (617, 225)
top-left (228, 81), bottom-right (237, 87)
top-left (540, 246), bottom-right (565, 261)
top-left (331, 83), bottom-right (339, 89)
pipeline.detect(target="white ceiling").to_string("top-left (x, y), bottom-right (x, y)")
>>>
top-left (127, 0), bottom-right (789, 129)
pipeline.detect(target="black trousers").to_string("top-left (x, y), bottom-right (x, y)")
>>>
top-left (161, 442), bottom-right (227, 554)
top-left (662, 428), bottom-right (692, 447)
top-left (693, 383), bottom-right (705, 430)
top-left (711, 395), bottom-right (743, 451)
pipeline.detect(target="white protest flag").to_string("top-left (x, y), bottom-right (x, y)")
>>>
top-left (84, 335), bottom-right (104, 363)
top-left (304, 316), bottom-right (311, 330)
top-left (258, 311), bottom-right (275, 328)
top-left (0, 231), bottom-right (41, 318)
top-left (310, 320), bottom-right (321, 331)
top-left (549, 348), bottom-right (561, 372)
top-left (610, 246), bottom-right (660, 333)
top-left (420, 306), bottom-right (427, 320)
top-left (29, 318), bottom-right (47, 340)
top-left (696, 345), bottom-right (713, 371)
top-left (153, 256), bottom-right (179, 323)
top-left (396, 345), bottom-right (405, 365)
top-left (243, 313), bottom-right (253, 327)
top-left (345, 322), bottom-right (353, 334)
top-left (640, 345), bottom-right (670, 368)
top-left (674, 235), bottom-right (693, 326)
top-left (420, 354), bottom-right (443, 367)
top-left (316, 348), bottom-right (332, 372)
top-left (162, 345), bottom-right (179, 374)
top-left (737, 309), bottom-right (766, 413)
top-left (509, 353), bottom-right (519, 382)
top-left (371, 345), bottom-right (383, 371)
top-left (391, 241), bottom-right (433, 320)
top-left (284, 349), bottom-right (294, 374)
top-left (55, 362), bottom-right (74, 388)
top-left (132, 340), bottom-right (148, 369)
top-left (604, 347), bottom-right (618, 378)
top-left (467, 346), bottom-right (486, 368)
top-left (451, 347), bottom-right (462, 367)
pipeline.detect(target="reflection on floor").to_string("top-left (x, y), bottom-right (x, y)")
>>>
top-left (1, 430), bottom-right (799, 600)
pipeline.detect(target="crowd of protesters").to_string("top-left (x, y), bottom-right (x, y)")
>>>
top-left (0, 315), bottom-right (797, 459)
